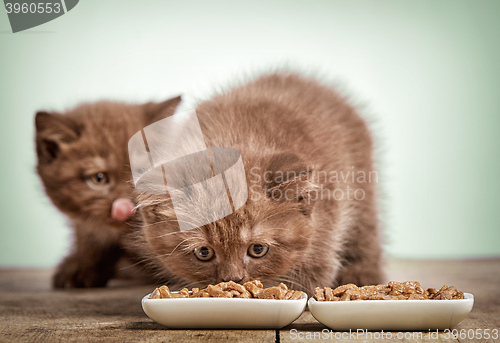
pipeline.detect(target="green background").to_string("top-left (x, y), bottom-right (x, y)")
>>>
top-left (1, 0), bottom-right (499, 267)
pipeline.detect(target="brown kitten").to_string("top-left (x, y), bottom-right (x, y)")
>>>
top-left (129, 72), bottom-right (383, 294)
top-left (35, 95), bottom-right (181, 288)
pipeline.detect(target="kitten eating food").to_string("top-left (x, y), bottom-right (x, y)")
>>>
top-left (129, 72), bottom-right (383, 294)
top-left (35, 95), bottom-right (181, 288)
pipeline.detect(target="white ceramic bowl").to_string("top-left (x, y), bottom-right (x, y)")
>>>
top-left (142, 292), bottom-right (307, 329)
top-left (308, 293), bottom-right (474, 331)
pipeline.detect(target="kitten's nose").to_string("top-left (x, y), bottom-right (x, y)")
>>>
top-left (111, 198), bottom-right (135, 221)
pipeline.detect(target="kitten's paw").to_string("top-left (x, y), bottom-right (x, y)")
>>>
top-left (53, 259), bottom-right (110, 288)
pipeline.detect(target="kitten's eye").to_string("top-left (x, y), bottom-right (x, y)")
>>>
top-left (248, 244), bottom-right (269, 258)
top-left (86, 172), bottom-right (109, 188)
top-left (194, 246), bottom-right (215, 261)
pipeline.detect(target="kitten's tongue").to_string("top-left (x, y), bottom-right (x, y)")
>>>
top-left (111, 198), bottom-right (135, 222)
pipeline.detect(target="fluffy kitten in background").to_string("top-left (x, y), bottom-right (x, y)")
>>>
top-left (129, 72), bottom-right (383, 293)
top-left (35, 95), bottom-right (181, 288)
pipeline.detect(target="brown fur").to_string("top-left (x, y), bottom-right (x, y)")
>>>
top-left (129, 72), bottom-right (383, 294)
top-left (35, 96), bottom-right (181, 288)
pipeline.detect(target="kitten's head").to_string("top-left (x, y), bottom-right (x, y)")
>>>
top-left (136, 152), bottom-right (319, 290)
top-left (35, 96), bottom-right (181, 226)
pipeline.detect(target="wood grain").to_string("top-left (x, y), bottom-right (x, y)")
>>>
top-left (1, 259), bottom-right (499, 342)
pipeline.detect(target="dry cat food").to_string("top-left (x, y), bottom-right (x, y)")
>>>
top-left (150, 280), bottom-right (304, 300)
top-left (314, 281), bottom-right (465, 301)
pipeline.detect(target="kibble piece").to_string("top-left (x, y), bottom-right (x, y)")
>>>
top-left (278, 283), bottom-right (288, 291)
top-left (314, 287), bottom-right (325, 301)
top-left (340, 292), bottom-right (351, 301)
top-left (168, 288), bottom-right (189, 298)
top-left (150, 288), bottom-right (161, 299)
top-left (159, 285), bottom-right (173, 298)
top-left (225, 281), bottom-right (247, 294)
top-left (247, 280), bottom-right (264, 288)
top-left (346, 289), bottom-right (362, 300)
top-left (229, 290), bottom-right (241, 297)
top-left (431, 285), bottom-right (448, 300)
top-left (206, 284), bottom-right (232, 298)
top-left (376, 284), bottom-right (390, 293)
top-left (237, 290), bottom-right (252, 298)
top-left (402, 281), bottom-right (423, 294)
top-left (332, 283), bottom-right (358, 296)
top-left (324, 287), bottom-right (337, 301)
top-left (435, 287), bottom-right (457, 300)
top-left (427, 288), bottom-right (438, 295)
top-left (179, 288), bottom-right (190, 297)
top-left (243, 281), bottom-right (264, 298)
top-left (284, 290), bottom-right (303, 300)
top-left (258, 285), bottom-right (286, 299)
top-left (355, 285), bottom-right (378, 300)
top-left (388, 281), bottom-right (404, 294)
top-left (291, 291), bottom-right (304, 300)
top-left (190, 289), bottom-right (207, 298)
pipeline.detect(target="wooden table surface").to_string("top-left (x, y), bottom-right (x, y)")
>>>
top-left (1, 258), bottom-right (499, 343)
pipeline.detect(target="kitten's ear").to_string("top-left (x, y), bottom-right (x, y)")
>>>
top-left (264, 153), bottom-right (318, 214)
top-left (35, 111), bottom-right (80, 163)
top-left (143, 95), bottom-right (182, 125)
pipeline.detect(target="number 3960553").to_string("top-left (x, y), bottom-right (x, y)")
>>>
top-left (5, 2), bottom-right (62, 14)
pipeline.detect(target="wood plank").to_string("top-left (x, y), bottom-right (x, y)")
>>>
top-left (0, 270), bottom-right (275, 342)
top-left (1, 258), bottom-right (499, 343)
